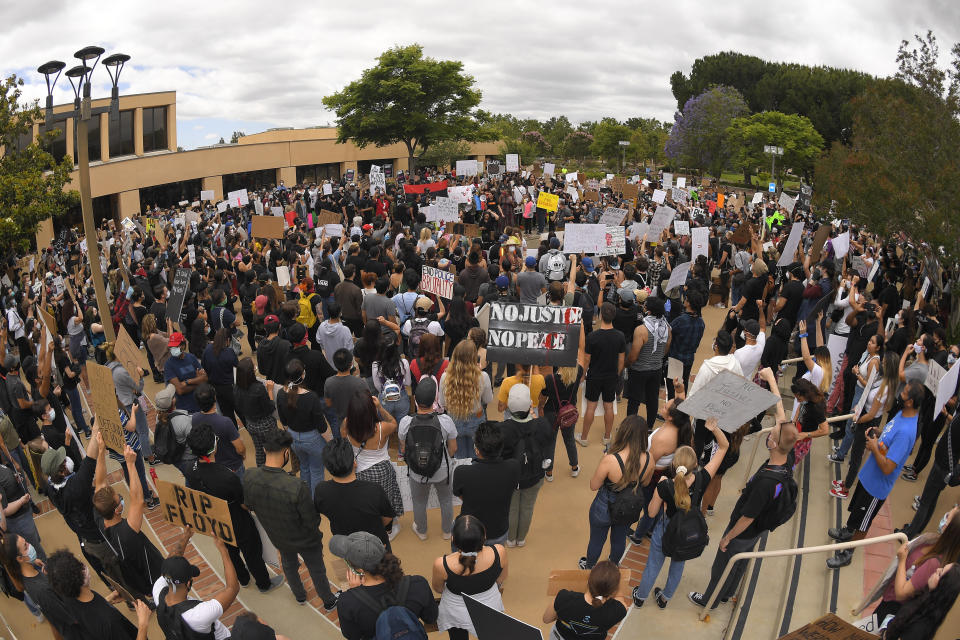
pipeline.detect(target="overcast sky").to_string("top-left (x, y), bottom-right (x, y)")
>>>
top-left (4, 0), bottom-right (958, 150)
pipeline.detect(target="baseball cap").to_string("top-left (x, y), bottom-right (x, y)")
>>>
top-left (264, 314), bottom-right (280, 328)
top-left (507, 384), bottom-right (532, 419)
top-left (581, 256), bottom-right (595, 273)
top-left (415, 377), bottom-right (438, 408)
top-left (362, 224), bottom-right (373, 231)
top-left (498, 234), bottom-right (508, 243)
top-left (40, 446), bottom-right (67, 477)
top-left (617, 287), bottom-right (635, 304)
top-left (155, 384), bottom-right (177, 411)
top-left (168, 332), bottom-right (186, 347)
top-left (329, 531), bottom-right (386, 573)
top-left (549, 237), bottom-right (561, 249)
top-left (231, 616), bottom-right (276, 640)
top-left (415, 296), bottom-right (433, 312)
top-left (161, 556), bottom-right (202, 584)
top-left (525, 256), bottom-right (537, 268)
top-left (496, 275), bottom-right (509, 289)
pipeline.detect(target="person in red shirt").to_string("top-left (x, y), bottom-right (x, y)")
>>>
top-left (375, 195), bottom-right (390, 219)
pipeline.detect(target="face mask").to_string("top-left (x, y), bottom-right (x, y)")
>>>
top-left (170, 347), bottom-right (182, 358)
top-left (938, 511), bottom-right (951, 534)
top-left (949, 354), bottom-right (958, 366)
top-left (914, 344), bottom-right (924, 354)
top-left (82, 565), bottom-right (91, 588)
top-left (45, 409), bottom-right (55, 422)
top-left (24, 544), bottom-right (37, 563)
top-left (117, 497), bottom-right (125, 515)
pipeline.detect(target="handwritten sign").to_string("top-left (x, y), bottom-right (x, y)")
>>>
top-left (455, 159), bottom-right (478, 177)
top-left (691, 227), bottom-right (709, 262)
top-left (600, 207), bottom-right (628, 226)
top-left (447, 185), bottom-right (473, 204)
top-left (226, 189), bottom-right (249, 207)
top-left (157, 480), bottom-right (236, 546)
top-left (664, 261), bottom-right (691, 292)
top-left (369, 166), bottom-right (386, 195)
top-left (674, 220), bottom-right (690, 235)
top-left (778, 191), bottom-right (796, 214)
top-left (808, 225), bottom-right (832, 264)
top-left (537, 192), bottom-right (559, 212)
top-left (595, 226), bottom-right (626, 257)
top-left (167, 268), bottom-right (192, 331)
top-left (652, 189), bottom-right (666, 204)
top-left (505, 154), bottom-right (519, 172)
top-left (115, 326), bottom-right (148, 385)
top-left (562, 224), bottom-right (607, 254)
top-left (433, 197), bottom-right (460, 223)
top-left (421, 265), bottom-right (455, 299)
top-left (648, 205), bottom-right (676, 239)
top-left (678, 370), bottom-right (780, 432)
top-left (622, 183), bottom-right (639, 199)
top-left (252, 215), bottom-right (284, 239)
top-left (88, 363), bottom-right (127, 453)
top-left (776, 614), bottom-right (877, 640)
top-left (925, 359), bottom-right (946, 394)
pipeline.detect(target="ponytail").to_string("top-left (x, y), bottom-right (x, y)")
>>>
top-left (673, 466), bottom-right (691, 512)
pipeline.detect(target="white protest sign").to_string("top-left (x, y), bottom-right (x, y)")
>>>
top-left (600, 207), bottom-right (628, 226)
top-left (676, 177), bottom-right (687, 189)
top-left (566, 186), bottom-right (579, 203)
top-left (672, 188), bottom-right (689, 204)
top-left (663, 172), bottom-right (673, 190)
top-left (253, 199), bottom-right (264, 215)
top-left (433, 197), bottom-right (460, 223)
top-left (447, 185), bottom-right (473, 204)
top-left (276, 266), bottom-right (291, 288)
top-left (187, 245), bottom-right (196, 266)
top-left (505, 154), bottom-right (519, 172)
top-left (369, 167), bottom-right (386, 195)
top-left (925, 360), bottom-right (947, 394)
top-left (868, 258), bottom-right (881, 283)
top-left (691, 227), bottom-right (709, 262)
top-left (777, 222), bottom-right (805, 266)
top-left (674, 220), bottom-right (690, 235)
top-left (629, 221), bottom-right (649, 242)
top-left (921, 277), bottom-right (931, 299)
top-left (270, 206), bottom-right (283, 217)
top-left (935, 359), bottom-right (960, 417)
top-left (227, 189), bottom-right (249, 206)
top-left (421, 265), bottom-right (455, 299)
top-left (752, 192), bottom-right (764, 204)
top-left (324, 224), bottom-right (343, 237)
top-left (200, 190), bottom-right (215, 201)
top-left (677, 370), bottom-right (780, 432)
top-left (513, 187), bottom-right (525, 203)
top-left (595, 226), bottom-right (626, 257)
top-left (652, 189), bottom-right (666, 204)
top-left (648, 205), bottom-right (676, 239)
top-left (543, 162), bottom-right (555, 176)
top-left (216, 201), bottom-right (228, 213)
top-left (323, 183), bottom-right (333, 195)
top-left (853, 369), bottom-right (877, 420)
top-left (778, 191), bottom-right (796, 213)
top-left (562, 224), bottom-right (607, 254)
top-left (664, 261), bottom-right (691, 292)
top-left (641, 178), bottom-right (650, 186)
top-left (455, 159), bottom-right (478, 177)
top-left (826, 334), bottom-right (848, 391)
top-left (832, 231), bottom-right (850, 259)
top-left (667, 357), bottom-right (684, 381)
top-left (565, 171), bottom-right (578, 183)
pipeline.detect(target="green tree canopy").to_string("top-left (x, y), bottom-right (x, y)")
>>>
top-left (665, 86), bottom-right (749, 177)
top-left (323, 44), bottom-right (491, 171)
top-left (726, 111), bottom-right (823, 184)
top-left (229, 130), bottom-right (246, 143)
top-left (417, 139), bottom-right (471, 169)
top-left (0, 75), bottom-right (77, 250)
top-left (590, 119), bottom-right (633, 170)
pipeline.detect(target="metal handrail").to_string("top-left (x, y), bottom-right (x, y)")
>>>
top-left (740, 414), bottom-right (853, 489)
top-left (699, 532), bottom-right (908, 619)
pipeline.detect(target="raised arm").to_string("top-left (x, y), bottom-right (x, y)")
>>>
top-left (797, 321), bottom-right (816, 372)
top-left (702, 417), bottom-right (729, 478)
top-left (123, 445), bottom-right (145, 533)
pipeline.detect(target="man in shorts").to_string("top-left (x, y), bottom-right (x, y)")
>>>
top-left (577, 303), bottom-right (625, 447)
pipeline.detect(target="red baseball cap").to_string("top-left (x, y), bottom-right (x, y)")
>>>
top-left (168, 332), bottom-right (186, 347)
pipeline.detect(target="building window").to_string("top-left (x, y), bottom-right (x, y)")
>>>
top-left (142, 106), bottom-right (168, 153)
top-left (296, 163), bottom-right (341, 185)
top-left (139, 178), bottom-right (202, 211)
top-left (44, 123), bottom-right (68, 164)
top-left (87, 115), bottom-right (102, 162)
top-left (222, 169), bottom-right (278, 195)
top-left (109, 109), bottom-right (135, 157)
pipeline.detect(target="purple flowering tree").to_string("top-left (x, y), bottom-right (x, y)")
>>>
top-left (563, 130), bottom-right (594, 160)
top-left (664, 85), bottom-right (749, 177)
top-left (520, 130), bottom-right (552, 155)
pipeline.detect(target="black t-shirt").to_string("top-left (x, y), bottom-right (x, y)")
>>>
top-left (728, 462), bottom-right (790, 540)
top-left (313, 479), bottom-right (394, 545)
top-left (276, 389), bottom-right (329, 433)
top-left (585, 328), bottom-right (626, 380)
top-left (61, 592), bottom-right (138, 640)
top-left (337, 575), bottom-right (438, 640)
top-left (877, 283), bottom-right (901, 320)
top-left (102, 518), bottom-right (164, 598)
top-left (185, 460), bottom-right (249, 535)
top-left (656, 468), bottom-right (711, 518)
top-left (452, 458), bottom-right (520, 540)
top-left (796, 400), bottom-right (826, 433)
top-left (542, 366), bottom-right (585, 414)
top-left (846, 313), bottom-right (879, 362)
top-left (552, 589), bottom-right (627, 640)
top-left (191, 413), bottom-right (244, 471)
top-left (23, 572), bottom-right (77, 638)
top-left (886, 326), bottom-right (911, 357)
top-left (0, 464), bottom-right (28, 519)
top-left (778, 279), bottom-right (805, 327)
top-left (740, 276), bottom-right (766, 322)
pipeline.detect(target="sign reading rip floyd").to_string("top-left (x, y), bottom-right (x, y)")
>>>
top-left (486, 302), bottom-right (582, 367)
top-left (157, 480), bottom-right (236, 546)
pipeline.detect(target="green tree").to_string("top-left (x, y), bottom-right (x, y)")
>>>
top-left (665, 86), bottom-right (749, 177)
top-left (726, 111), bottom-right (823, 186)
top-left (417, 139), bottom-right (471, 169)
top-left (542, 116), bottom-right (573, 153)
top-left (0, 75), bottom-right (78, 250)
top-left (229, 130), bottom-right (246, 143)
top-left (218, 137), bottom-right (225, 144)
top-left (629, 118), bottom-right (670, 168)
top-left (590, 119), bottom-right (633, 170)
top-left (323, 44), bottom-right (491, 172)
top-left (563, 131), bottom-right (594, 161)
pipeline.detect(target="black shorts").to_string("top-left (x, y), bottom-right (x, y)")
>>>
top-left (846, 482), bottom-right (885, 533)
top-left (585, 376), bottom-right (618, 403)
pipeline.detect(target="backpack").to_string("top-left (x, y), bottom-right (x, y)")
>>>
top-left (550, 374), bottom-right (579, 430)
top-left (153, 413), bottom-right (185, 464)
top-left (379, 367), bottom-right (403, 403)
top-left (296, 292), bottom-right (318, 327)
top-left (545, 250), bottom-right (566, 281)
top-left (660, 478), bottom-right (710, 561)
top-left (156, 586), bottom-right (215, 640)
top-left (407, 317), bottom-right (431, 358)
top-left (608, 453), bottom-right (649, 525)
top-left (409, 359), bottom-right (447, 413)
top-left (752, 466), bottom-right (798, 532)
top-left (516, 421), bottom-right (545, 485)
top-left (350, 576), bottom-right (427, 640)
top-left (403, 412), bottom-right (448, 481)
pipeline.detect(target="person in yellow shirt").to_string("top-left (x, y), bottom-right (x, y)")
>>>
top-left (497, 363), bottom-right (545, 419)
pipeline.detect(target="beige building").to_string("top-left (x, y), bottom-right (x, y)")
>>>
top-left (27, 91), bottom-right (500, 220)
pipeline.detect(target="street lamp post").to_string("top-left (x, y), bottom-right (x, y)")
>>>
top-left (618, 140), bottom-right (629, 174)
top-left (38, 47), bottom-right (130, 342)
top-left (764, 144), bottom-right (784, 195)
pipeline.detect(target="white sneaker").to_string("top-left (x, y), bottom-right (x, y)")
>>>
top-left (571, 466), bottom-right (580, 477)
top-left (388, 523), bottom-right (402, 541)
top-left (411, 523), bottom-right (427, 541)
top-left (602, 436), bottom-right (611, 446)
top-left (442, 531), bottom-right (451, 541)
top-left (505, 540), bottom-right (516, 548)
top-left (516, 540), bottom-right (526, 547)
top-left (575, 435), bottom-right (589, 447)
top-left (545, 472), bottom-right (554, 482)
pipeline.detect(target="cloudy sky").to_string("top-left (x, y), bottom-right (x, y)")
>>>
top-left (3, 0), bottom-right (958, 150)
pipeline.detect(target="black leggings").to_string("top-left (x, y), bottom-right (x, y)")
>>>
top-left (626, 368), bottom-right (661, 425)
top-left (448, 628), bottom-right (469, 640)
top-left (910, 411), bottom-right (945, 473)
top-left (844, 418), bottom-right (880, 489)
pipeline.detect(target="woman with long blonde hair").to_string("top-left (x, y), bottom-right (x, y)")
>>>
top-left (439, 341), bottom-right (492, 458)
top-left (539, 364), bottom-right (585, 480)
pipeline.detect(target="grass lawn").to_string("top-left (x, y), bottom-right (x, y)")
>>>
top-left (719, 172), bottom-right (801, 191)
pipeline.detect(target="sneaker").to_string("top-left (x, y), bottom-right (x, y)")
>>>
top-left (602, 436), bottom-right (611, 446)
top-left (442, 531), bottom-right (452, 541)
top-left (829, 485), bottom-right (849, 499)
top-left (826, 549), bottom-right (853, 569)
top-left (575, 435), bottom-right (589, 447)
top-left (257, 575), bottom-right (284, 593)
top-left (32, 610), bottom-right (45, 623)
top-left (545, 471), bottom-right (554, 482)
top-left (901, 468), bottom-right (918, 482)
top-left (631, 586), bottom-right (645, 607)
top-left (705, 506), bottom-right (715, 517)
top-left (323, 591), bottom-right (341, 612)
top-left (505, 540), bottom-right (516, 548)
top-left (831, 479), bottom-right (843, 489)
top-left (827, 452), bottom-right (844, 463)
top-left (828, 526), bottom-right (853, 542)
top-left (571, 466), bottom-right (580, 477)
top-left (893, 525), bottom-right (910, 536)
top-left (389, 522), bottom-right (402, 541)
top-left (146, 496), bottom-right (160, 510)
top-left (516, 540), bottom-right (526, 547)
top-left (411, 523), bottom-right (427, 541)
top-left (578, 557), bottom-right (589, 570)
top-left (687, 591), bottom-right (706, 608)
top-left (627, 530), bottom-right (647, 545)
top-left (296, 597), bottom-right (307, 606)
top-left (653, 587), bottom-right (668, 609)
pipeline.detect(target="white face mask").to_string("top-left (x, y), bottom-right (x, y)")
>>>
top-left (45, 408), bottom-right (55, 422)
top-left (64, 457), bottom-right (75, 474)
top-left (938, 511), bottom-right (951, 534)
top-left (170, 347), bottom-right (182, 358)
top-left (914, 343), bottom-right (924, 354)
top-left (949, 353), bottom-right (958, 366)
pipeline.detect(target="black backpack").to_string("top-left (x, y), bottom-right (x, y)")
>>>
top-left (608, 453), bottom-right (649, 525)
top-left (403, 413), bottom-right (447, 482)
top-left (660, 478), bottom-right (710, 561)
top-left (752, 466), bottom-right (798, 532)
top-left (515, 420), bottom-right (546, 485)
top-left (156, 586), bottom-right (215, 640)
top-left (153, 413), bottom-right (185, 464)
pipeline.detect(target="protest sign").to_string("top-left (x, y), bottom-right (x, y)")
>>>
top-left (322, 183), bottom-right (333, 195)
top-left (216, 201), bottom-right (228, 213)
top-left (323, 223), bottom-right (343, 237)
top-left (317, 210), bottom-right (341, 226)
top-left (537, 192), bottom-right (559, 212)
top-left (200, 189), bottom-right (215, 201)
top-left (851, 255), bottom-right (869, 277)
top-left (464, 594), bottom-right (543, 640)
top-left (345, 168), bottom-right (355, 182)
top-left (433, 197), bottom-right (460, 223)
top-left (778, 191), bottom-right (796, 214)
top-left (88, 363), bottom-right (127, 453)
top-left (731, 221), bottom-right (752, 245)
top-left (187, 245), bottom-right (196, 266)
top-left (925, 359), bottom-right (946, 394)
top-left (270, 206), bottom-right (283, 217)
top-left (935, 359), bottom-right (960, 416)
top-left (185, 210), bottom-right (200, 226)
top-left (36, 218), bottom-right (54, 249)
top-left (671, 188), bottom-right (688, 203)
top-left (662, 172), bottom-right (673, 190)
top-left (227, 189), bottom-right (249, 206)
top-left (600, 207), bottom-right (628, 226)
top-left (369, 166), bottom-right (386, 195)
top-left (676, 177), bottom-right (687, 188)
top-left (36, 306), bottom-right (57, 346)
top-left (648, 205), bottom-right (676, 239)
top-left (808, 225), bottom-right (832, 263)
top-left (583, 189), bottom-right (600, 202)
top-left (252, 215), bottom-right (284, 239)
top-left (691, 227), bottom-right (709, 262)
top-left (157, 480), bottom-right (236, 546)
top-left (115, 326), bottom-right (149, 384)
top-left (652, 189), bottom-right (666, 204)
top-left (664, 261), bottom-right (691, 292)
top-left (486, 302), bottom-right (582, 367)
top-left (832, 231), bottom-right (850, 259)
top-left (752, 192), bottom-right (764, 204)
top-left (276, 267), bottom-right (291, 288)
top-left (167, 268), bottom-right (192, 331)
top-left (421, 266), bottom-right (455, 299)
top-left (562, 224), bottom-right (607, 254)
top-left (921, 277), bottom-right (931, 299)
top-left (564, 171), bottom-right (577, 183)
top-left (565, 186), bottom-right (579, 203)
top-left (455, 160), bottom-right (478, 176)
top-left (776, 614), bottom-right (877, 640)
top-left (447, 185), bottom-right (473, 204)
top-left (826, 334), bottom-right (847, 390)
top-left (677, 370), bottom-right (780, 432)
top-left (449, 223), bottom-right (481, 238)
top-left (674, 220), bottom-right (690, 235)
top-left (868, 258), bottom-right (881, 283)
top-left (543, 162), bottom-right (555, 176)
top-left (667, 357), bottom-right (684, 381)
top-left (505, 154), bottom-right (519, 172)
top-left (804, 290), bottom-right (834, 324)
top-left (777, 222), bottom-right (805, 266)
top-left (487, 160), bottom-right (501, 176)
top-left (622, 183), bottom-right (639, 199)
top-left (629, 221), bottom-right (649, 243)
top-left (595, 226), bottom-right (626, 257)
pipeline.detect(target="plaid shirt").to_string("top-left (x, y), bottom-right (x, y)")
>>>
top-left (668, 312), bottom-right (705, 366)
top-left (242, 466), bottom-right (323, 552)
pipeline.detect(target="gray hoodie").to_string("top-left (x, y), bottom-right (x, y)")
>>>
top-left (107, 360), bottom-right (144, 407)
top-left (315, 320), bottom-right (355, 367)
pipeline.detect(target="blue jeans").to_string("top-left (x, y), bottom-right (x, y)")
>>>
top-left (291, 429), bottom-right (327, 494)
top-left (837, 385), bottom-right (864, 457)
top-left (324, 407), bottom-right (342, 439)
top-left (585, 487), bottom-right (628, 567)
top-left (453, 415), bottom-right (483, 459)
top-left (65, 386), bottom-right (89, 434)
top-left (634, 515), bottom-right (685, 601)
top-left (381, 395), bottom-right (410, 427)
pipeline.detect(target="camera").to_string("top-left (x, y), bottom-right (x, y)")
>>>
top-left (863, 302), bottom-right (877, 313)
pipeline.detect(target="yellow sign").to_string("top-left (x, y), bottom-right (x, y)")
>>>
top-left (537, 192), bottom-right (559, 212)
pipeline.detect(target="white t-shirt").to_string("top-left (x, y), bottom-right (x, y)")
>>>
top-left (397, 413), bottom-right (457, 483)
top-left (734, 332), bottom-right (766, 379)
top-left (152, 578), bottom-right (230, 640)
top-left (401, 318), bottom-right (444, 337)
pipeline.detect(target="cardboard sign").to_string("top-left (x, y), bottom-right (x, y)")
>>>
top-left (667, 357), bottom-right (684, 381)
top-left (449, 223), bottom-right (481, 238)
top-left (464, 594), bottom-right (543, 640)
top-left (87, 363), bottom-right (127, 453)
top-left (935, 358), bottom-right (960, 417)
top-left (678, 370), bottom-right (780, 432)
top-left (622, 183), bottom-right (639, 199)
top-left (925, 359), bottom-right (947, 394)
top-left (583, 189), bottom-right (600, 202)
top-left (252, 215), bottom-right (284, 239)
top-left (433, 197), bottom-right (460, 223)
top-left (102, 573), bottom-right (136, 604)
top-left (674, 220), bottom-right (690, 235)
top-left (315, 210), bottom-right (340, 227)
top-left (505, 154), bottom-right (519, 172)
top-left (37, 306), bottom-right (58, 344)
top-left (486, 302), bottom-right (582, 367)
top-left (157, 480), bottom-right (236, 546)
top-left (600, 207), bottom-right (628, 226)
top-left (808, 225), bottom-right (833, 264)
top-left (167, 267), bottom-right (192, 331)
top-left (775, 614), bottom-right (876, 640)
top-left (731, 221), bottom-right (752, 245)
top-left (537, 192), bottom-right (559, 212)
top-left (421, 265), bottom-right (455, 299)
top-left (36, 217), bottom-right (54, 249)
top-left (115, 326), bottom-right (149, 384)
top-left (777, 222), bottom-right (805, 267)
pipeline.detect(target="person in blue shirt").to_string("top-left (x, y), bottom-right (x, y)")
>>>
top-left (163, 332), bottom-right (207, 414)
top-left (826, 381), bottom-right (924, 569)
